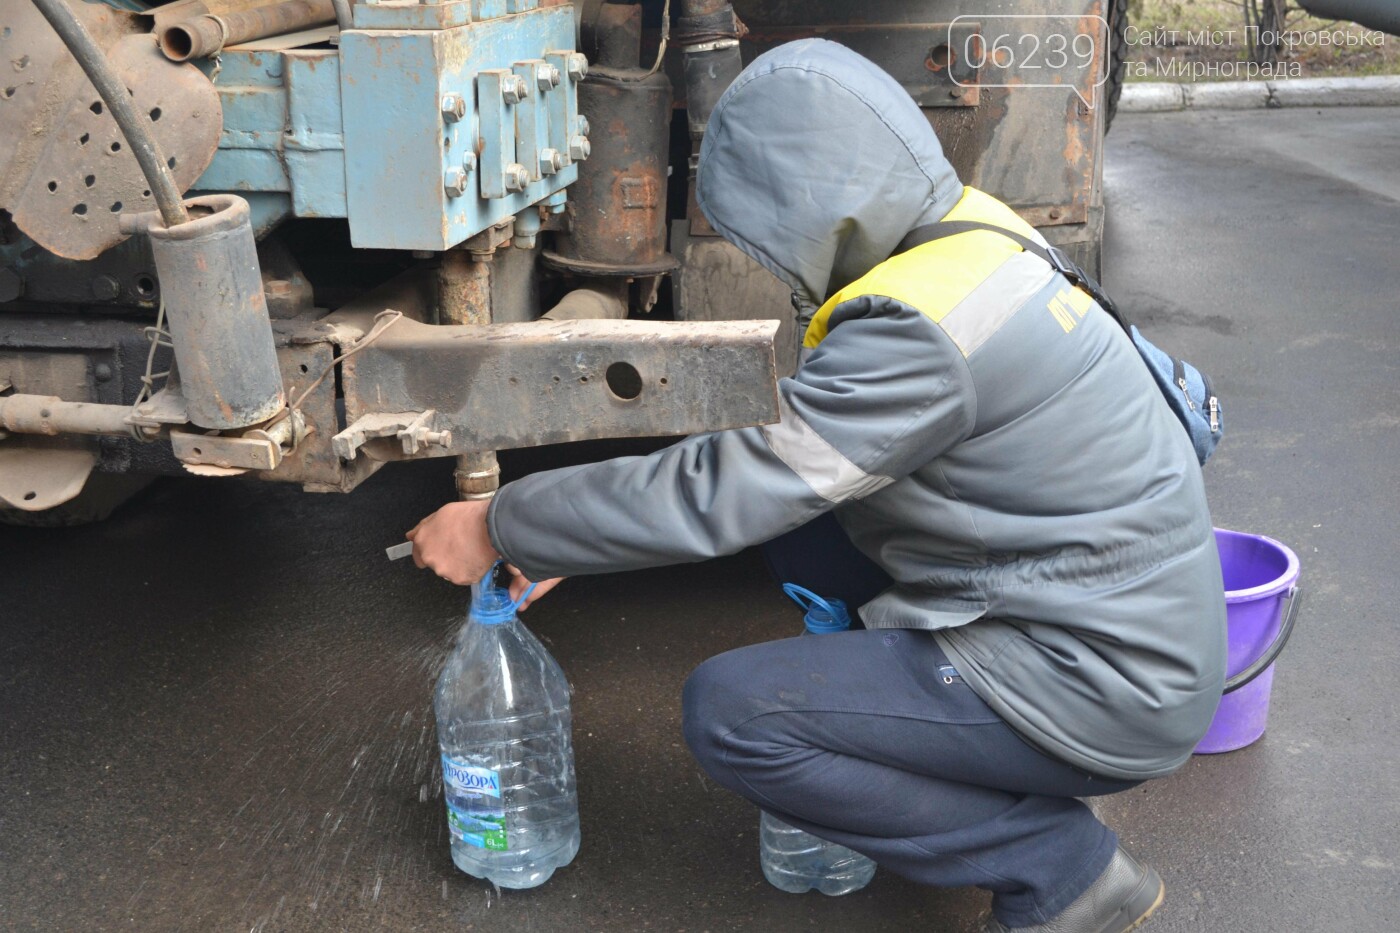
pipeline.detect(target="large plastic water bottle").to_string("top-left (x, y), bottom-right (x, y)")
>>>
top-left (758, 584), bottom-right (877, 896)
top-left (434, 562), bottom-right (580, 889)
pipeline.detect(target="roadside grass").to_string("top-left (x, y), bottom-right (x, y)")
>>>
top-left (1124, 0), bottom-right (1400, 81)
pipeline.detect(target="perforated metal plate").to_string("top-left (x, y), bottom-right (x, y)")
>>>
top-left (0, 2), bottom-right (221, 260)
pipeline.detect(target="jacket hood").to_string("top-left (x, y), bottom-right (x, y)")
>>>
top-left (696, 39), bottom-right (964, 311)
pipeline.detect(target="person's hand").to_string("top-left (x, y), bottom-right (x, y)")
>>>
top-left (405, 499), bottom-right (498, 586)
top-left (504, 564), bottom-right (565, 610)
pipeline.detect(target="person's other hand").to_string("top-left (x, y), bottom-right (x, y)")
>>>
top-left (405, 499), bottom-right (497, 586)
top-left (505, 564), bottom-right (564, 610)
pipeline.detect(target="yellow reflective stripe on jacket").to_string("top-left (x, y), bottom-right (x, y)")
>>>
top-left (803, 187), bottom-right (1050, 354)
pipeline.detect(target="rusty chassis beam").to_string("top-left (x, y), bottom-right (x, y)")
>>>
top-left (323, 269), bottom-right (780, 461)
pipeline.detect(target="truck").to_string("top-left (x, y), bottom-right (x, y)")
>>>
top-left (0, 0), bottom-right (1125, 523)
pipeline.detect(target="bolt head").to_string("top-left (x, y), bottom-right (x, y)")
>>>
top-left (444, 167), bottom-right (469, 198)
top-left (536, 63), bottom-right (560, 90)
top-left (265, 278), bottom-right (293, 297)
top-left (462, 152), bottom-right (477, 174)
top-left (94, 363), bottom-right (113, 382)
top-left (568, 135), bottom-right (591, 162)
top-left (504, 164), bottom-right (529, 192)
top-left (538, 148), bottom-right (564, 175)
top-left (440, 92), bottom-right (466, 123)
top-left (502, 75), bottom-right (529, 105)
top-left (576, 115), bottom-right (591, 137)
top-left (566, 52), bottom-right (589, 81)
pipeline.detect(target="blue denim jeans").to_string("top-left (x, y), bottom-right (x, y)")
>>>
top-left (680, 518), bottom-right (1140, 927)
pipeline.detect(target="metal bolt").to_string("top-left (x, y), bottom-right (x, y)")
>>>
top-left (504, 163), bottom-right (529, 192)
top-left (420, 429), bottom-right (451, 449)
top-left (568, 135), bottom-right (591, 162)
top-left (90, 274), bottom-right (120, 300)
top-left (462, 152), bottom-right (477, 174)
top-left (444, 167), bottom-right (470, 198)
top-left (566, 52), bottom-right (588, 82)
top-left (94, 363), bottom-right (113, 382)
top-left (536, 63), bottom-right (560, 91)
top-left (576, 115), bottom-right (591, 137)
top-left (502, 75), bottom-right (529, 105)
top-left (538, 148), bottom-right (564, 175)
top-left (265, 278), bottom-right (293, 298)
top-left (440, 92), bottom-right (466, 123)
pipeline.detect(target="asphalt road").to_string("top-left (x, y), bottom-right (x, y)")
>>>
top-left (3, 106), bottom-right (1398, 932)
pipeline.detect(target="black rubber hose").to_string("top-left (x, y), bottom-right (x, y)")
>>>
top-left (29, 0), bottom-right (189, 228)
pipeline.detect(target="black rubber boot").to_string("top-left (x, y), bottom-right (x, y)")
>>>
top-left (980, 847), bottom-right (1165, 933)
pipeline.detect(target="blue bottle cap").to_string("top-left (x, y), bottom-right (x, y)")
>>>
top-left (469, 561), bottom-right (537, 626)
top-left (781, 583), bottom-right (853, 634)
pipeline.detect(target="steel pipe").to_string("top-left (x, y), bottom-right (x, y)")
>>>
top-left (159, 0), bottom-right (337, 62)
top-left (121, 195), bottom-right (285, 430)
top-left (0, 394), bottom-right (146, 437)
top-left (541, 282), bottom-right (629, 321)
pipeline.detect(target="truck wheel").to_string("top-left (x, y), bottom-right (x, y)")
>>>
top-left (0, 474), bottom-right (154, 527)
top-left (1103, 0), bottom-right (1130, 134)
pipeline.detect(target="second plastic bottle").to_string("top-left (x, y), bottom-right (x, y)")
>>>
top-left (758, 585), bottom-right (877, 895)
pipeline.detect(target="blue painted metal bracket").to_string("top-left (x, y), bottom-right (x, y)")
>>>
top-left (192, 49), bottom-right (347, 229)
top-left (192, 4), bottom-right (580, 250)
top-left (340, 4), bottom-right (581, 251)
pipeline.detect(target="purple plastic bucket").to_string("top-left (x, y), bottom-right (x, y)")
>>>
top-left (1194, 528), bottom-right (1301, 754)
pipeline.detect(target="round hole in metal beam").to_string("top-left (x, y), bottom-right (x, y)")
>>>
top-left (605, 362), bottom-right (643, 401)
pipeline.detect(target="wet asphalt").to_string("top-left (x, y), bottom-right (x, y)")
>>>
top-left (3, 106), bottom-right (1398, 932)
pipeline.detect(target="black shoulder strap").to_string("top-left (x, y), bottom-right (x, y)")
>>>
top-left (895, 221), bottom-right (1129, 334)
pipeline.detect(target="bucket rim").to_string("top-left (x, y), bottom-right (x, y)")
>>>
top-left (1213, 527), bottom-right (1300, 604)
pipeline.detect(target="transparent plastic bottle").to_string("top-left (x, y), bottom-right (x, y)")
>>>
top-left (758, 585), bottom-right (877, 896)
top-left (434, 563), bottom-right (580, 889)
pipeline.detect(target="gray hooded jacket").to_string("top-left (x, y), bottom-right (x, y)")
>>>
top-left (490, 40), bottom-right (1227, 780)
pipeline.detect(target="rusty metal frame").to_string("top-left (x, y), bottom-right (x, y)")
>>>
top-left (323, 270), bottom-right (780, 458)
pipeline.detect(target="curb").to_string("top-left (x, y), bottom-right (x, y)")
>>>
top-left (1120, 74), bottom-right (1400, 112)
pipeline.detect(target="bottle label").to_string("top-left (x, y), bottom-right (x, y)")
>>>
top-left (441, 755), bottom-right (507, 851)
